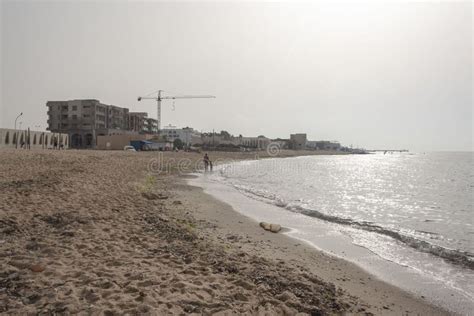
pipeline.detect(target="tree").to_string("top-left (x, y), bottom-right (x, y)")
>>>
top-left (220, 130), bottom-right (232, 140)
top-left (173, 138), bottom-right (184, 150)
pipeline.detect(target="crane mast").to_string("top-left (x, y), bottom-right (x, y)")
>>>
top-left (137, 90), bottom-right (215, 133)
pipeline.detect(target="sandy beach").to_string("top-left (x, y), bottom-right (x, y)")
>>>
top-left (0, 149), bottom-right (448, 315)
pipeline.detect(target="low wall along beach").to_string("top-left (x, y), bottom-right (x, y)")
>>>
top-left (0, 128), bottom-right (69, 149)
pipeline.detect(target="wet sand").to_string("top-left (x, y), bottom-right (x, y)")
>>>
top-left (0, 149), bottom-right (448, 315)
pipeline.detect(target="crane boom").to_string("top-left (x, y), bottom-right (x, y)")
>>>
top-left (137, 90), bottom-right (215, 132)
top-left (161, 95), bottom-right (216, 100)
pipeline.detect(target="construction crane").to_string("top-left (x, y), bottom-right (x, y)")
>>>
top-left (137, 90), bottom-right (215, 132)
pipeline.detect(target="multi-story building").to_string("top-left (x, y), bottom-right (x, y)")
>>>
top-left (128, 112), bottom-right (158, 134)
top-left (46, 99), bottom-right (132, 148)
top-left (161, 125), bottom-right (201, 147)
top-left (290, 133), bottom-right (307, 150)
top-left (128, 112), bottom-right (147, 133)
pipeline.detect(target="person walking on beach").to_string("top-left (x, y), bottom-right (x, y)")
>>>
top-left (203, 153), bottom-right (210, 172)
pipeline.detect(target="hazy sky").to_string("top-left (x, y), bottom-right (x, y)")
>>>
top-left (1, 0), bottom-right (472, 151)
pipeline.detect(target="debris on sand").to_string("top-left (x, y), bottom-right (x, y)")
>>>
top-left (260, 222), bottom-right (282, 233)
top-left (29, 264), bottom-right (45, 273)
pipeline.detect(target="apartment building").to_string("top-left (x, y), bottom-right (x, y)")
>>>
top-left (46, 99), bottom-right (130, 148)
top-left (290, 133), bottom-right (307, 150)
top-left (126, 112), bottom-right (159, 135)
top-left (128, 112), bottom-right (148, 133)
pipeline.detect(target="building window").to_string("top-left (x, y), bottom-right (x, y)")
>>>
top-left (72, 106), bottom-right (77, 111)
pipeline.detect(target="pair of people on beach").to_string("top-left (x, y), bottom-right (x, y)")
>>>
top-left (203, 153), bottom-right (213, 172)
top-left (52, 139), bottom-right (64, 150)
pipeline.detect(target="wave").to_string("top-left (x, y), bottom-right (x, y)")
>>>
top-left (231, 183), bottom-right (474, 270)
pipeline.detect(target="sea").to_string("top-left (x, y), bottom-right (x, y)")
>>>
top-left (190, 152), bottom-right (474, 314)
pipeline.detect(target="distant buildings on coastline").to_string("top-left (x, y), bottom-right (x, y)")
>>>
top-left (46, 99), bottom-right (158, 148)
top-left (306, 140), bottom-right (342, 151)
top-left (0, 98), bottom-right (372, 153)
top-left (0, 98), bottom-right (355, 152)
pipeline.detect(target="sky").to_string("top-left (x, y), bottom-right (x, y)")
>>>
top-left (1, 0), bottom-right (472, 151)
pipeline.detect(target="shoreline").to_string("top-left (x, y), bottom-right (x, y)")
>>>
top-left (188, 155), bottom-right (474, 315)
top-left (181, 174), bottom-right (450, 315)
top-left (0, 149), bottom-right (450, 315)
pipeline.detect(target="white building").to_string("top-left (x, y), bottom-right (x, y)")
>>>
top-left (200, 133), bottom-right (270, 150)
top-left (0, 128), bottom-right (69, 149)
top-left (239, 136), bottom-right (271, 149)
top-left (160, 125), bottom-right (201, 147)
